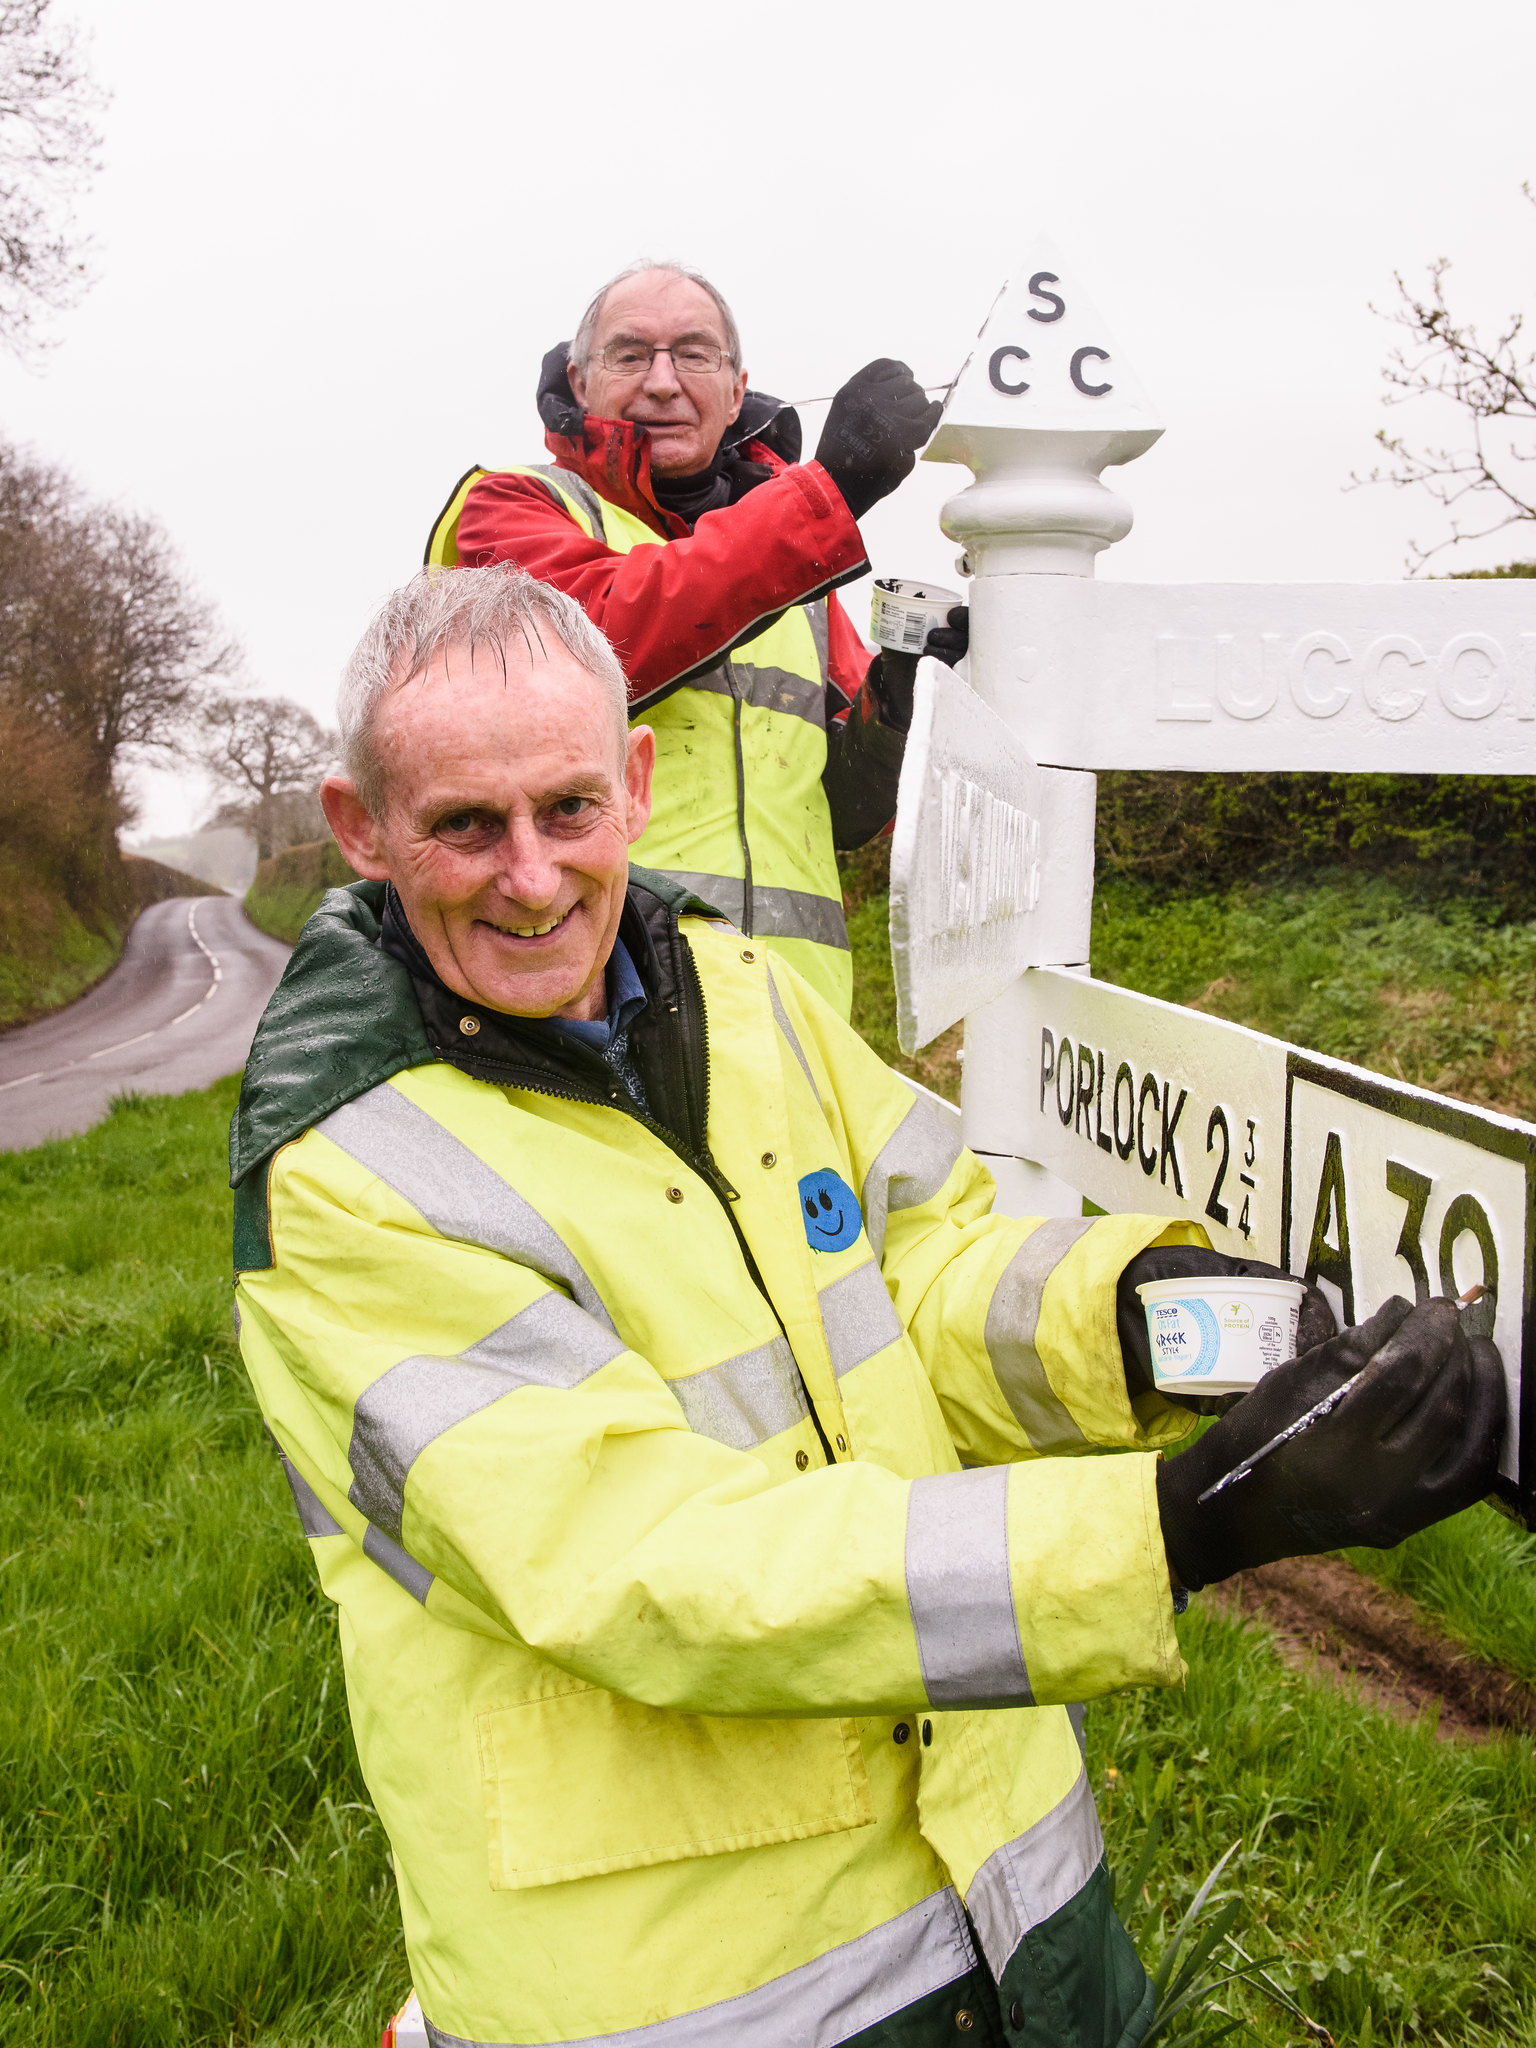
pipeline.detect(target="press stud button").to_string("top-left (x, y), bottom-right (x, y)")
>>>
top-left (459, 1016), bottom-right (481, 1035)
top-left (741, 948), bottom-right (756, 962)
top-left (835, 1434), bottom-right (847, 1452)
top-left (893, 1723), bottom-right (910, 1744)
top-left (1009, 2001), bottom-right (1025, 2029)
top-left (795, 1449), bottom-right (810, 1470)
top-left (761, 1151), bottom-right (776, 1168)
top-left (955, 2011), bottom-right (974, 2032)
top-left (665, 1187), bottom-right (684, 1203)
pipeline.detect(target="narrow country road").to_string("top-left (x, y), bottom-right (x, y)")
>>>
top-left (0, 896), bottom-right (292, 1152)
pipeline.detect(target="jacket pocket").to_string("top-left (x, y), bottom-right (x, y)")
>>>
top-left (475, 1684), bottom-right (875, 1890)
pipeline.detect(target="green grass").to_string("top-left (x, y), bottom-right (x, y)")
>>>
top-left (0, 1083), bottom-right (404, 2045)
top-left (1090, 1599), bottom-right (1536, 2045)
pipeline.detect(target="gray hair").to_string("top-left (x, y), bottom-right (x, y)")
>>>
top-left (338, 565), bottom-right (630, 815)
top-left (570, 258), bottom-right (742, 372)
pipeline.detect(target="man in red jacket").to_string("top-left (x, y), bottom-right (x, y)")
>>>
top-left (424, 259), bottom-right (965, 1017)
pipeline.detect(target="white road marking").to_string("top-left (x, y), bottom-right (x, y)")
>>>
top-left (0, 901), bottom-right (225, 1093)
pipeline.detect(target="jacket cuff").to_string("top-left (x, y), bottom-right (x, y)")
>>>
top-left (901, 1459), bottom-right (1184, 1712)
top-left (1009, 1453), bottom-right (1184, 1703)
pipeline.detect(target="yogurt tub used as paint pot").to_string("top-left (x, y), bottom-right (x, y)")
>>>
top-left (1135, 1276), bottom-right (1306, 1395)
top-left (870, 577), bottom-right (961, 656)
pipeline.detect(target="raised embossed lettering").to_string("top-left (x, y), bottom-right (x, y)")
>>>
top-left (1361, 634), bottom-right (1427, 721)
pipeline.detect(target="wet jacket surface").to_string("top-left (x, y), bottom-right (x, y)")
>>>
top-left (230, 874), bottom-right (1201, 2048)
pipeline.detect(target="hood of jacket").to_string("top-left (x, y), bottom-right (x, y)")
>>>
top-left (535, 341), bottom-right (803, 538)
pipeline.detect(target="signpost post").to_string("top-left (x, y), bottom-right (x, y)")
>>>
top-left (892, 234), bottom-right (1536, 1522)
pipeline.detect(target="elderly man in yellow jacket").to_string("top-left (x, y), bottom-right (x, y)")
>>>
top-left (231, 564), bottom-right (1503, 2048)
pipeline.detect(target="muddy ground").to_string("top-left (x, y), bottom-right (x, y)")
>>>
top-left (1218, 1555), bottom-right (1536, 1741)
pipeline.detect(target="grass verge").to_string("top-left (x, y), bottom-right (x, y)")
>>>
top-left (1090, 1597), bottom-right (1536, 2044)
top-left (0, 1083), bottom-right (403, 2045)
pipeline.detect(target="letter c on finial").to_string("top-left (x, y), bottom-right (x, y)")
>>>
top-left (1069, 346), bottom-right (1112, 396)
top-left (989, 345), bottom-right (1031, 395)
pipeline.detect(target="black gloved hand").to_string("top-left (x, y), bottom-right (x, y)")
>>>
top-left (1118, 1246), bottom-right (1337, 1414)
top-left (868, 609), bottom-right (969, 733)
top-left (815, 359), bottom-right (942, 521)
top-left (924, 604), bottom-right (968, 669)
top-left (1157, 1296), bottom-right (1505, 1591)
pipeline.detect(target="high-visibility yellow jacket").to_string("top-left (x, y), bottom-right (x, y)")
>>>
top-left (428, 455), bottom-right (871, 1019)
top-left (231, 872), bottom-right (1201, 2048)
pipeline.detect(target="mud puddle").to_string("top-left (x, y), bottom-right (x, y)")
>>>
top-left (1217, 1554), bottom-right (1536, 1741)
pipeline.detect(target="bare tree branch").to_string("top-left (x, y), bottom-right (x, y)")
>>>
top-left (0, 1), bottom-right (105, 353)
top-left (1350, 186), bottom-right (1536, 572)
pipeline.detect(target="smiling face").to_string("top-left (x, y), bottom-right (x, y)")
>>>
top-left (321, 639), bottom-right (654, 1021)
top-left (567, 270), bottom-right (749, 477)
top-left (797, 1169), bottom-right (863, 1253)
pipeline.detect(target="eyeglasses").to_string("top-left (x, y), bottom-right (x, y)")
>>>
top-left (596, 340), bottom-right (729, 376)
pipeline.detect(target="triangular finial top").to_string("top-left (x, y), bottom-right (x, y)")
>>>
top-left (925, 234), bottom-right (1163, 471)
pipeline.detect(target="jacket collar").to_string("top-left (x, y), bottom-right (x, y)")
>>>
top-left (228, 866), bottom-right (718, 1187)
top-left (535, 341), bottom-right (802, 538)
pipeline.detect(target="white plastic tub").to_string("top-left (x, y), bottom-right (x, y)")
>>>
top-left (1135, 1275), bottom-right (1305, 1394)
top-left (870, 577), bottom-right (961, 655)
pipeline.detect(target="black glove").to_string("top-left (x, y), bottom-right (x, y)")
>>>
top-left (814, 359), bottom-right (942, 521)
top-left (869, 608), bottom-right (970, 733)
top-left (1118, 1247), bottom-right (1337, 1414)
top-left (1157, 1296), bottom-right (1506, 1591)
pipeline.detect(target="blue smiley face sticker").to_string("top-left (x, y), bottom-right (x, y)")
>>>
top-left (798, 1168), bottom-right (862, 1252)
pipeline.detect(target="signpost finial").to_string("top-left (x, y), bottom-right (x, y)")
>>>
top-left (926, 234), bottom-right (1163, 576)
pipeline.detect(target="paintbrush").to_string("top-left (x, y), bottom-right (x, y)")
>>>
top-left (1195, 1284), bottom-right (1489, 1507)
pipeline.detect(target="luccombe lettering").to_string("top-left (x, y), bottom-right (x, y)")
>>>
top-left (1040, 1028), bottom-right (1188, 1193)
top-left (1153, 629), bottom-right (1536, 724)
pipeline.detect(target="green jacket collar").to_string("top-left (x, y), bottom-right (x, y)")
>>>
top-left (228, 865), bottom-right (718, 1189)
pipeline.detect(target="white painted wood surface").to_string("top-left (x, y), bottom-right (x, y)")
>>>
top-left (889, 658), bottom-right (1095, 1051)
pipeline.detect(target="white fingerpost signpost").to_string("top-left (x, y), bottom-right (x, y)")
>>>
top-left (890, 234), bottom-right (1536, 1525)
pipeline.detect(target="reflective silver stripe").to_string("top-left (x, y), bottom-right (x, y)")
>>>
top-left (984, 1219), bottom-right (1093, 1452)
top-left (818, 1260), bottom-right (902, 1379)
top-left (905, 1467), bottom-right (1032, 1709)
top-left (965, 1771), bottom-right (1105, 1979)
top-left (806, 595), bottom-right (830, 681)
top-left (421, 1884), bottom-right (975, 2048)
top-left (751, 884), bottom-right (849, 950)
top-left (861, 1087), bottom-right (965, 1261)
top-left (767, 969), bottom-right (819, 1099)
top-left (520, 462), bottom-right (608, 541)
top-left (668, 1334), bottom-right (808, 1450)
top-left (681, 661), bottom-right (826, 727)
top-left (281, 1455), bottom-right (342, 1538)
top-left (349, 1292), bottom-right (627, 1539)
top-left (363, 1522), bottom-right (434, 1604)
top-left (655, 872), bottom-right (849, 952)
top-left (317, 1085), bottom-right (616, 1332)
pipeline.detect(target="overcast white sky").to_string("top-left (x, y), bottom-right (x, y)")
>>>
top-left (5, 0), bottom-right (1534, 835)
